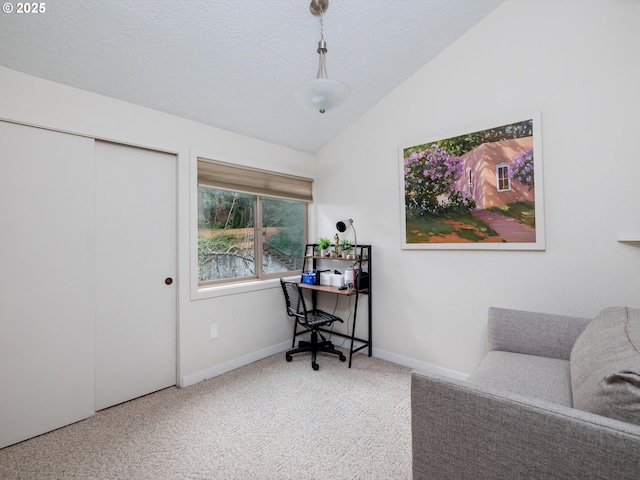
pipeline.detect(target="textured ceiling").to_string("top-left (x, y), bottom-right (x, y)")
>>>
top-left (0, 0), bottom-right (505, 153)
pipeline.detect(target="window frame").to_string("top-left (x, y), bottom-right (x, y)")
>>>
top-left (196, 158), bottom-right (312, 290)
top-left (496, 163), bottom-right (511, 192)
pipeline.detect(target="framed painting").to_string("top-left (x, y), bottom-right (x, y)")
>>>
top-left (399, 111), bottom-right (545, 250)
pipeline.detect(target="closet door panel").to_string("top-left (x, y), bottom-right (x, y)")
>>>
top-left (0, 121), bottom-right (95, 448)
top-left (94, 141), bottom-right (177, 411)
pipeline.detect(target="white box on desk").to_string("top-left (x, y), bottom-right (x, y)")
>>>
top-left (330, 274), bottom-right (344, 287)
top-left (320, 272), bottom-right (332, 286)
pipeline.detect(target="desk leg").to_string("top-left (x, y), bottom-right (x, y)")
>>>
top-left (368, 289), bottom-right (372, 356)
top-left (348, 292), bottom-right (360, 368)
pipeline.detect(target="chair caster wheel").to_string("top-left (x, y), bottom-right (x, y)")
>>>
top-left (286, 354), bottom-right (292, 362)
top-left (312, 363), bottom-right (319, 371)
top-left (340, 355), bottom-right (346, 362)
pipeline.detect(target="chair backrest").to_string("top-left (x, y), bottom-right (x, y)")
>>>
top-left (280, 280), bottom-right (308, 322)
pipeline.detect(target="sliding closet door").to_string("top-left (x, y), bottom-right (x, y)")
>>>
top-left (0, 121), bottom-right (95, 449)
top-left (94, 141), bottom-right (177, 411)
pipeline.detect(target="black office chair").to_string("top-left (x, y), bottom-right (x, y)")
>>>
top-left (280, 279), bottom-right (347, 370)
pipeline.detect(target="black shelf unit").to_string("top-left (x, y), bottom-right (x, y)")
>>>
top-left (297, 243), bottom-right (372, 367)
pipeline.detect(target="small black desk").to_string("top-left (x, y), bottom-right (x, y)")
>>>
top-left (298, 245), bottom-right (372, 367)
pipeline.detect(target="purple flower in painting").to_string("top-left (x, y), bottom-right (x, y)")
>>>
top-left (403, 143), bottom-right (469, 214)
top-left (509, 148), bottom-right (534, 190)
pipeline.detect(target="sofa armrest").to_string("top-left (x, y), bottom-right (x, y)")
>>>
top-left (488, 306), bottom-right (591, 360)
top-left (411, 371), bottom-right (640, 480)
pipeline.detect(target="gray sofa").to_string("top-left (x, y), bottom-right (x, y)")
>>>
top-left (411, 306), bottom-right (640, 480)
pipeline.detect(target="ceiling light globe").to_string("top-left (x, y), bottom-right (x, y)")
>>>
top-left (295, 78), bottom-right (351, 114)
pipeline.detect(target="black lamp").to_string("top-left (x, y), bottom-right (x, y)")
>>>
top-left (336, 218), bottom-right (357, 251)
top-left (335, 218), bottom-right (352, 233)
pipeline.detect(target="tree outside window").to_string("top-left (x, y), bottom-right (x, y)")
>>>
top-left (198, 187), bottom-right (305, 284)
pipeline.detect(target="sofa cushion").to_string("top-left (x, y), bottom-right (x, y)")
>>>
top-left (570, 306), bottom-right (640, 425)
top-left (468, 351), bottom-right (573, 406)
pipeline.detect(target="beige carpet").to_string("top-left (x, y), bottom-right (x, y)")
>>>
top-left (0, 350), bottom-right (412, 479)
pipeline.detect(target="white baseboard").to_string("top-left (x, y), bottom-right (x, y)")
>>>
top-left (371, 348), bottom-right (469, 381)
top-left (180, 341), bottom-right (290, 388)
top-left (180, 342), bottom-right (469, 388)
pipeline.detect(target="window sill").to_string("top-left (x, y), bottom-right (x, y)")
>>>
top-left (618, 238), bottom-right (640, 244)
top-left (193, 277), bottom-right (284, 300)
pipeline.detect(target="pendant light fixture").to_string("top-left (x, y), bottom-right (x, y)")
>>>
top-left (295, 0), bottom-right (350, 114)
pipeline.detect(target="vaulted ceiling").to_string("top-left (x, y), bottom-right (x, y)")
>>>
top-left (0, 1), bottom-right (505, 153)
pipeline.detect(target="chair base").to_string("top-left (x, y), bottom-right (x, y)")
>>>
top-left (286, 331), bottom-right (346, 370)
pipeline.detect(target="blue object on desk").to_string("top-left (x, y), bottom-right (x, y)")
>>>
top-left (301, 271), bottom-right (317, 285)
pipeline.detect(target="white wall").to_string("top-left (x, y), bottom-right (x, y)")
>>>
top-left (315, 0), bottom-right (640, 374)
top-left (0, 66), bottom-right (315, 387)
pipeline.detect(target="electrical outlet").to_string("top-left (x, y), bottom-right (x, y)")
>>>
top-left (210, 323), bottom-right (219, 339)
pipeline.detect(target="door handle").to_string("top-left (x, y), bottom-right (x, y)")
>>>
top-left (165, 277), bottom-right (173, 285)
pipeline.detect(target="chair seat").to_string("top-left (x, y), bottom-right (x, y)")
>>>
top-left (307, 309), bottom-right (340, 327)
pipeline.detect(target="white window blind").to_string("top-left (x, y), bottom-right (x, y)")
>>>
top-left (197, 158), bottom-right (313, 202)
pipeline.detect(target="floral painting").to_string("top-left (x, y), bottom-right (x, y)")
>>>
top-left (399, 112), bottom-right (545, 250)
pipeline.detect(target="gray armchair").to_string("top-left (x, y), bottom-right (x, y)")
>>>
top-left (411, 307), bottom-right (640, 479)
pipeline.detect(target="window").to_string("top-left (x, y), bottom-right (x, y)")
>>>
top-left (197, 158), bottom-right (311, 286)
top-left (496, 164), bottom-right (511, 192)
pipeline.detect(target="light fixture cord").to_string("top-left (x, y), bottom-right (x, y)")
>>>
top-left (316, 5), bottom-right (328, 80)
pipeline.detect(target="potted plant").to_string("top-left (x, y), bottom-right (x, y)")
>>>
top-left (318, 237), bottom-right (331, 257)
top-left (339, 238), bottom-right (354, 258)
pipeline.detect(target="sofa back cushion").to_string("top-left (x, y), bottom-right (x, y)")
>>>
top-left (570, 306), bottom-right (640, 425)
top-left (488, 307), bottom-right (591, 360)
